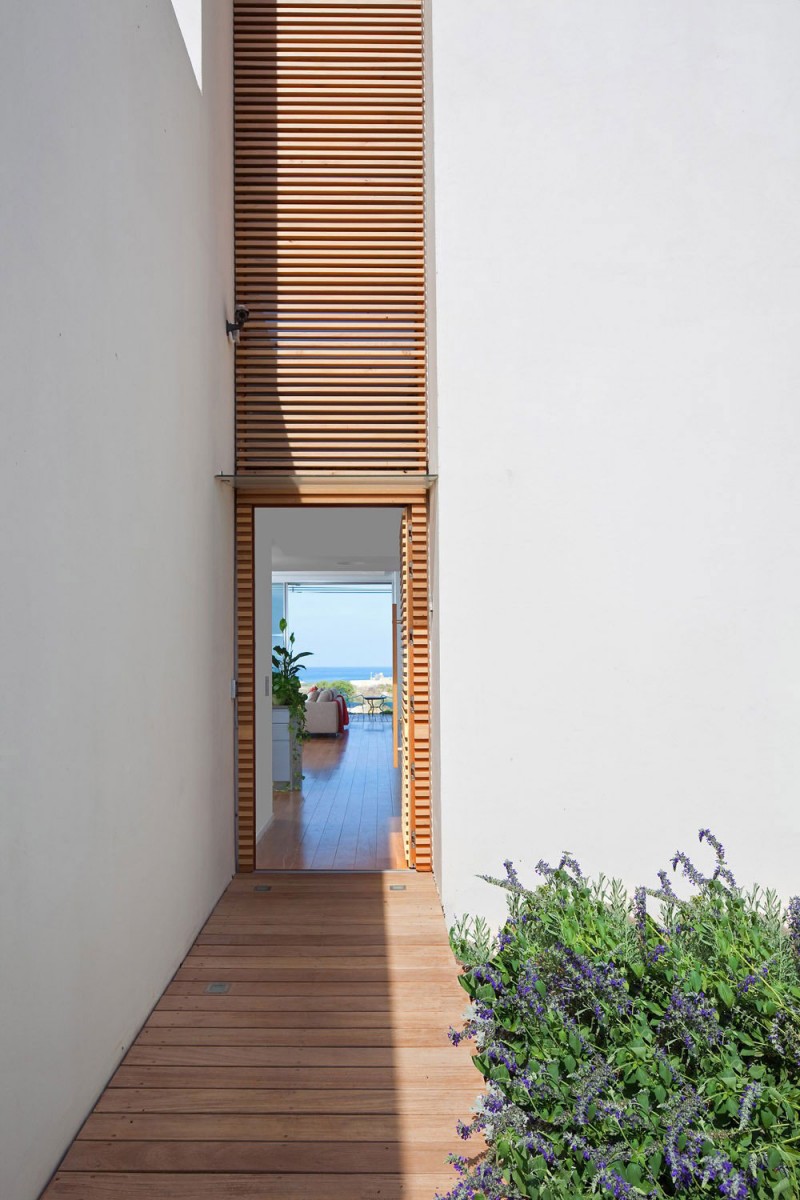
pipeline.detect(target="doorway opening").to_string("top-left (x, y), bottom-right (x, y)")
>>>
top-left (253, 506), bottom-right (406, 871)
top-left (235, 492), bottom-right (432, 874)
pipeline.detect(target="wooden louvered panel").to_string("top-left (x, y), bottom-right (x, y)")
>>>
top-left (399, 509), bottom-right (412, 866)
top-left (233, 0), bottom-right (427, 475)
top-left (399, 500), bottom-right (431, 871)
top-left (235, 499), bottom-right (256, 872)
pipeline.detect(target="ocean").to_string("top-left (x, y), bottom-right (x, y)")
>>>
top-left (300, 665), bottom-right (393, 683)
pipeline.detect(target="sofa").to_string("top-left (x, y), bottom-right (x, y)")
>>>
top-left (305, 688), bottom-right (350, 735)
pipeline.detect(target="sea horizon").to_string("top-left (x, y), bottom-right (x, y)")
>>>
top-left (300, 665), bottom-right (393, 683)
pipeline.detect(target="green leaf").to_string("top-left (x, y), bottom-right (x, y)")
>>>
top-left (511, 1167), bottom-right (530, 1196)
top-left (648, 1151), bottom-right (663, 1176)
top-left (716, 981), bottom-right (735, 1008)
top-left (625, 1164), bottom-right (643, 1187)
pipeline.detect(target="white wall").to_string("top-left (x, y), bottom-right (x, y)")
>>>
top-left (255, 521), bottom-right (274, 837)
top-left (429, 0), bottom-right (800, 924)
top-left (0, 4), bottom-right (235, 1197)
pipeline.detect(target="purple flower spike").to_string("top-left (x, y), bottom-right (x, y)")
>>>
top-left (657, 868), bottom-right (677, 899)
top-left (633, 886), bottom-right (647, 938)
top-left (787, 896), bottom-right (800, 958)
top-left (503, 859), bottom-right (523, 890)
top-left (671, 850), bottom-right (708, 889)
top-left (558, 851), bottom-right (585, 881)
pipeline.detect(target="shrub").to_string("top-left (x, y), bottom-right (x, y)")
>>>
top-left (443, 832), bottom-right (800, 1200)
top-left (312, 678), bottom-right (358, 701)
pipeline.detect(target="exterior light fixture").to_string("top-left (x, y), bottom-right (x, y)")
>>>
top-left (226, 303), bottom-right (250, 343)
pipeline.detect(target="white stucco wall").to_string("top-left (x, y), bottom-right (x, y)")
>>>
top-left (429, 1), bottom-right (800, 924)
top-left (0, 4), bottom-right (235, 1197)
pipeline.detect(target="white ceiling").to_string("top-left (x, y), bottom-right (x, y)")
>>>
top-left (258, 507), bottom-right (402, 574)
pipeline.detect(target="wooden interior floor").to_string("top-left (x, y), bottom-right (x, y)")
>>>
top-left (256, 718), bottom-right (405, 871)
top-left (42, 872), bottom-right (482, 1199)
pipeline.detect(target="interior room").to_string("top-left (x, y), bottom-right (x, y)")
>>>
top-left (253, 507), bottom-right (406, 871)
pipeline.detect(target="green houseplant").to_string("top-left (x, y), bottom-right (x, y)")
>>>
top-left (271, 618), bottom-right (312, 787)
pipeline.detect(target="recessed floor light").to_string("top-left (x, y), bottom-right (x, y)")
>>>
top-left (205, 982), bottom-right (230, 995)
top-left (389, 884), bottom-right (407, 891)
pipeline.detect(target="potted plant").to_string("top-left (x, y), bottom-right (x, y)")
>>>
top-left (271, 618), bottom-right (312, 789)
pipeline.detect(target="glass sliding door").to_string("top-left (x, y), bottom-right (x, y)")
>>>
top-left (271, 583), bottom-right (287, 650)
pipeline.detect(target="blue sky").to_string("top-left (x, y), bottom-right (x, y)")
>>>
top-left (286, 588), bottom-right (392, 666)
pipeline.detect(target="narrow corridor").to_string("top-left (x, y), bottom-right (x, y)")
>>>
top-left (42, 872), bottom-right (479, 1198)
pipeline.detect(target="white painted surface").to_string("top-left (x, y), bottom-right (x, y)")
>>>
top-left (170, 0), bottom-right (203, 87)
top-left (272, 709), bottom-right (292, 786)
top-left (255, 521), bottom-right (274, 836)
top-left (270, 507), bottom-right (402, 572)
top-left (0, 4), bottom-right (234, 1197)
top-left (429, 0), bottom-right (800, 924)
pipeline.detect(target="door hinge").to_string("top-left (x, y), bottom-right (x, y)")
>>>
top-left (230, 679), bottom-right (238, 700)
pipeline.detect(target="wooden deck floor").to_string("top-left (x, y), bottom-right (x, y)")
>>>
top-left (42, 872), bottom-right (481, 1199)
top-left (256, 719), bottom-right (405, 871)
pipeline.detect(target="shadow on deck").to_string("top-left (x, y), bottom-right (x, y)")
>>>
top-left (41, 872), bottom-right (479, 1198)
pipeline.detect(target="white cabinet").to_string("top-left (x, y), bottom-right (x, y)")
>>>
top-left (272, 707), bottom-right (291, 783)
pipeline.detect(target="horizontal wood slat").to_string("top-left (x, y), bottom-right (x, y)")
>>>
top-left (233, 0), bottom-right (427, 475)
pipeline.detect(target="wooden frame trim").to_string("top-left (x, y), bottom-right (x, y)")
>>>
top-left (234, 486), bottom-right (432, 872)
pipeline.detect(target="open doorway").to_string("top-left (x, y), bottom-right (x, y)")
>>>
top-left (254, 507), bottom-right (405, 870)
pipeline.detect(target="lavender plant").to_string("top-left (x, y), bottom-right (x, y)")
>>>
top-left (442, 834), bottom-right (800, 1200)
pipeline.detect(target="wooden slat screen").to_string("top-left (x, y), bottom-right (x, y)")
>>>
top-left (235, 500), bottom-right (256, 871)
top-left (400, 509), bottom-right (412, 864)
top-left (399, 499), bottom-right (431, 870)
top-left (233, 0), bottom-right (427, 474)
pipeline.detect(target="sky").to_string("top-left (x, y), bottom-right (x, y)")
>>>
top-left (285, 587), bottom-right (392, 667)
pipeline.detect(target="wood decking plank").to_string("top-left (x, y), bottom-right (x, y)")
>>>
top-left (255, 723), bottom-right (403, 870)
top-left (136, 1025), bottom-right (450, 1046)
top-left (79, 1112), bottom-right (466, 1142)
top-left (41, 871), bottom-right (480, 1200)
top-left (44, 1173), bottom-right (451, 1199)
top-left (94, 1087), bottom-right (471, 1115)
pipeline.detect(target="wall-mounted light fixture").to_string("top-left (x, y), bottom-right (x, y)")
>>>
top-left (226, 303), bottom-right (250, 343)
